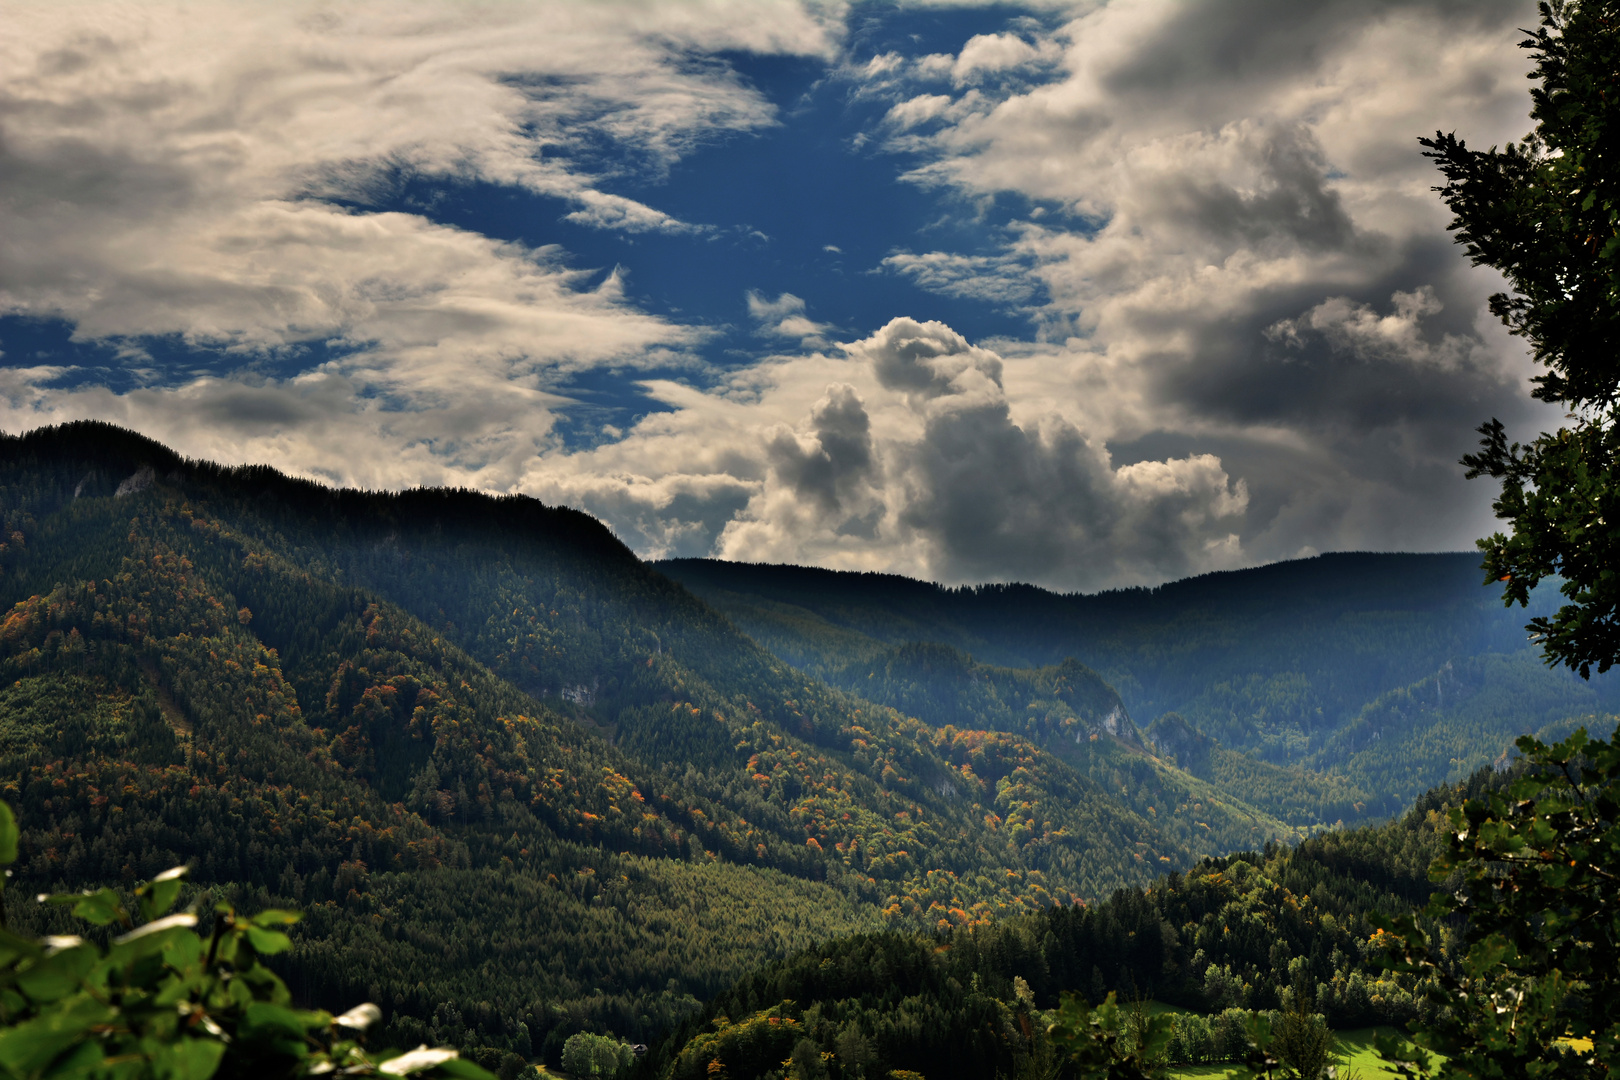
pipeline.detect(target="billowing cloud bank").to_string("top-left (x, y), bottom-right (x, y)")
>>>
top-left (0, 0), bottom-right (1555, 590)
top-left (535, 319), bottom-right (1248, 586)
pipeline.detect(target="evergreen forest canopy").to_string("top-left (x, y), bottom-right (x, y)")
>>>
top-left (0, 420), bottom-right (1612, 1079)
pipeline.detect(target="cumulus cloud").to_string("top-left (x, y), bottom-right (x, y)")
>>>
top-left (858, 0), bottom-right (1555, 563)
top-left (537, 316), bottom-right (1249, 588)
top-left (854, 317), bottom-right (1004, 403)
top-left (829, 319), bottom-right (1245, 585)
top-left (764, 383), bottom-right (877, 513)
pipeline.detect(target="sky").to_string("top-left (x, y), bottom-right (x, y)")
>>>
top-left (0, 0), bottom-right (1554, 591)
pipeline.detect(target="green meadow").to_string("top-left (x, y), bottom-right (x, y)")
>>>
top-left (1151, 1008), bottom-right (1421, 1080)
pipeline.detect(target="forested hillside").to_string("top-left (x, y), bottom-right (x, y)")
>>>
top-left (643, 765), bottom-right (1507, 1080)
top-left (658, 556), bottom-right (1616, 804)
top-left (8, 422), bottom-right (1602, 1073)
top-left (0, 422), bottom-right (1305, 1065)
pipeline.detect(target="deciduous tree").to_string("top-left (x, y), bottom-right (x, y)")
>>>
top-left (1435, 0), bottom-right (1620, 675)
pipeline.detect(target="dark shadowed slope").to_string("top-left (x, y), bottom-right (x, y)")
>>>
top-left (657, 555), bottom-right (1617, 807)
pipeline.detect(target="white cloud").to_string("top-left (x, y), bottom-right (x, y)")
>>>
top-left (854, 0), bottom-right (1558, 563)
top-left (951, 32), bottom-right (1061, 85)
top-left (0, 0), bottom-right (1572, 588)
top-left (1266, 287), bottom-right (1483, 373)
top-left (747, 291), bottom-right (833, 345)
top-left (880, 251), bottom-right (1038, 306)
top-left (824, 319), bottom-right (1245, 586)
top-left (525, 317), bottom-right (1250, 588)
top-left (0, 0), bottom-right (835, 488)
top-left (885, 94), bottom-right (954, 130)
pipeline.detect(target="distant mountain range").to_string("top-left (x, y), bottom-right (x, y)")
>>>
top-left (0, 421), bottom-right (1609, 1064)
top-left (658, 551), bottom-right (1616, 810)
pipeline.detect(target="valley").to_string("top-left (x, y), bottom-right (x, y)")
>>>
top-left (0, 422), bottom-right (1611, 1076)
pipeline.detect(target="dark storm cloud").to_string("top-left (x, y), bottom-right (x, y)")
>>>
top-left (765, 383), bottom-right (876, 512)
top-left (1144, 126), bottom-right (1360, 254)
top-left (1103, 0), bottom-right (1530, 104)
top-left (899, 397), bottom-right (1118, 582)
top-left (1148, 271), bottom-right (1520, 430)
top-left (852, 319), bottom-right (1247, 587)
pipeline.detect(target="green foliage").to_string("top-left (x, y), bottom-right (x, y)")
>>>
top-left (0, 801), bottom-right (492, 1080)
top-left (667, 1006), bottom-right (805, 1080)
top-left (643, 776), bottom-right (1496, 1080)
top-left (1044, 993), bottom-right (1174, 1080)
top-left (1371, 722), bottom-right (1620, 1080)
top-left (1268, 992), bottom-right (1333, 1080)
top-left (1437, 0), bottom-right (1620, 676)
top-left (1305, 654), bottom-right (1602, 806)
top-left (1160, 1009), bottom-right (1260, 1067)
top-left (559, 1032), bottom-right (633, 1079)
top-left (9, 422), bottom-right (1609, 1080)
top-left (0, 427), bottom-right (885, 1052)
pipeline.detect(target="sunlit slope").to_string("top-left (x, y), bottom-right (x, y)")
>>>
top-left (1, 424), bottom-right (1213, 906)
top-left (644, 768), bottom-right (1492, 1080)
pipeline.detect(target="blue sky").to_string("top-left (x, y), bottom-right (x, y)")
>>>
top-left (0, 0), bottom-right (1552, 589)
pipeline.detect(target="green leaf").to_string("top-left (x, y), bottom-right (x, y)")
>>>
top-left (0, 994), bottom-right (116, 1076)
top-left (38, 1037), bottom-right (103, 1080)
top-left (0, 801), bottom-right (17, 868)
top-left (150, 1037), bottom-right (226, 1080)
top-left (209, 931), bottom-right (239, 968)
top-left (15, 944), bottom-right (101, 1004)
top-left (236, 961), bottom-right (293, 1006)
top-left (42, 888), bottom-right (126, 927)
top-left (152, 971), bottom-right (206, 1009)
top-left (110, 915), bottom-right (200, 966)
top-left (161, 927), bottom-right (203, 972)
top-left (0, 928), bottom-right (43, 967)
top-left (240, 1001), bottom-right (320, 1044)
top-left (429, 1060), bottom-right (499, 1080)
top-left (1243, 1011), bottom-right (1274, 1053)
top-left (244, 926), bottom-right (291, 956)
top-left (247, 909), bottom-right (301, 929)
top-left (138, 868), bottom-right (188, 923)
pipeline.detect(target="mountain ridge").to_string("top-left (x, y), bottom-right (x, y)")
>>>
top-left (0, 421), bottom-right (1304, 1059)
top-left (656, 553), bottom-right (1616, 795)
top-left (5, 421), bottom-right (1610, 1068)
